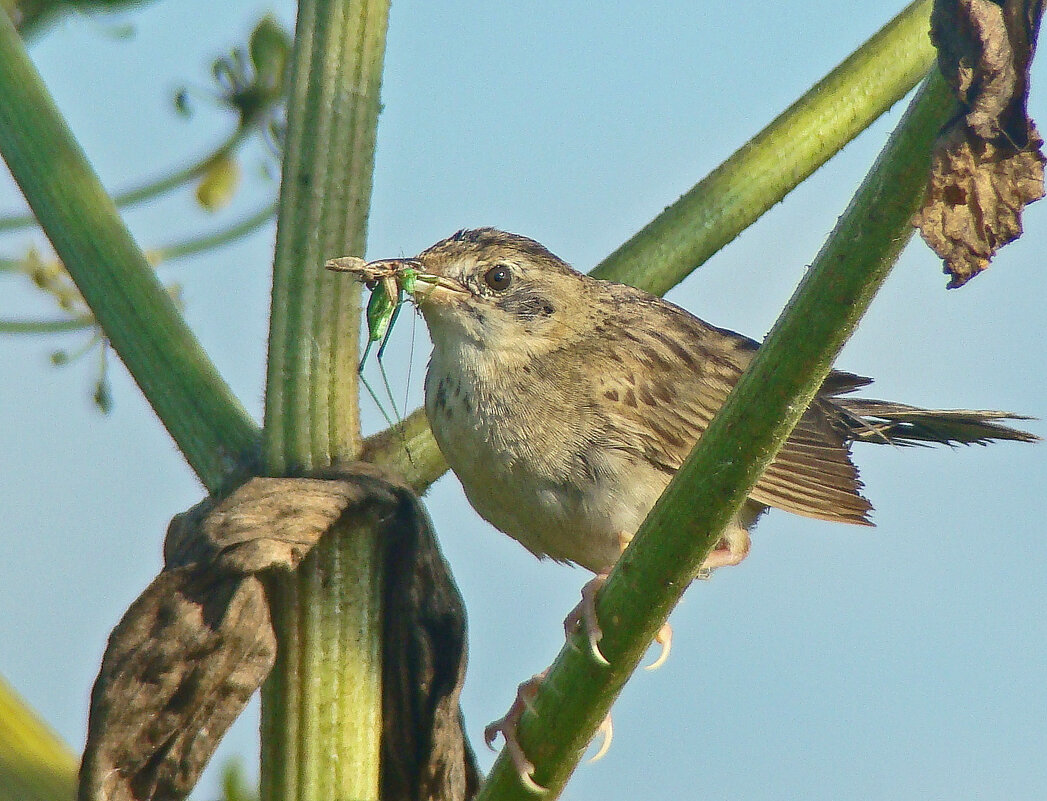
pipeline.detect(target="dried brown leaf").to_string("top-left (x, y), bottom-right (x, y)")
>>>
top-left (80, 467), bottom-right (475, 801)
top-left (916, 0), bottom-right (1045, 286)
top-left (380, 486), bottom-right (479, 801)
top-left (163, 474), bottom-right (389, 574)
top-left (79, 568), bottom-right (275, 801)
top-left (915, 125), bottom-right (1045, 287)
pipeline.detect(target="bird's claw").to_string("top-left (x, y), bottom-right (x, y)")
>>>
top-left (564, 572), bottom-right (611, 666)
top-left (565, 573), bottom-right (672, 670)
top-left (645, 622), bottom-right (673, 671)
top-left (485, 674), bottom-right (548, 794)
top-left (588, 714), bottom-right (614, 763)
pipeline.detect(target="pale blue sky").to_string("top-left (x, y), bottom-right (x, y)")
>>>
top-left (2, 2), bottom-right (1046, 799)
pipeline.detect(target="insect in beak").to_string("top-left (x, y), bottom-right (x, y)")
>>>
top-left (325, 255), bottom-right (452, 432)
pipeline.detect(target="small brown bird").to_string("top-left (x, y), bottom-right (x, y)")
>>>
top-left (330, 228), bottom-right (1035, 782)
top-left (342, 228), bottom-right (1033, 571)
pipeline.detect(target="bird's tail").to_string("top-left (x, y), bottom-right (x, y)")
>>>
top-left (831, 398), bottom-right (1039, 447)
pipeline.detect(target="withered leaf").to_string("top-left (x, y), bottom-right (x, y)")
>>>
top-left (915, 125), bottom-right (1044, 287)
top-left (79, 568), bottom-right (275, 801)
top-left (916, 0), bottom-right (1045, 287)
top-left (80, 468), bottom-right (476, 801)
top-left (380, 485), bottom-right (479, 801)
top-left (163, 474), bottom-right (394, 574)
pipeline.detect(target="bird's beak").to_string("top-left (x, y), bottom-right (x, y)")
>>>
top-left (410, 273), bottom-right (470, 306)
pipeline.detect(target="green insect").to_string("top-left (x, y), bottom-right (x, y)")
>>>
top-left (357, 267), bottom-right (420, 431)
top-left (360, 267), bottom-right (418, 369)
top-left (325, 256), bottom-right (432, 433)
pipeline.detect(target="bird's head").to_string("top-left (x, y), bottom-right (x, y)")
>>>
top-left (388, 228), bottom-right (589, 358)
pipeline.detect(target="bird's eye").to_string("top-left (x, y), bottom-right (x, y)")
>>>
top-left (483, 265), bottom-right (512, 291)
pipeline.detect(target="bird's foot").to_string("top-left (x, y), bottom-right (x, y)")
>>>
top-left (485, 673), bottom-right (547, 794)
top-left (696, 528), bottom-right (752, 579)
top-left (589, 713), bottom-right (614, 762)
top-left (486, 670), bottom-right (617, 786)
top-left (565, 576), bottom-right (673, 670)
top-left (564, 571), bottom-right (611, 665)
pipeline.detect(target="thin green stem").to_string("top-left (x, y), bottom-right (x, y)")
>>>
top-left (152, 200), bottom-right (276, 263)
top-left (359, 405), bottom-right (447, 493)
top-left (591, 0), bottom-right (936, 295)
top-left (0, 10), bottom-right (260, 491)
top-left (0, 127), bottom-right (248, 233)
top-left (478, 70), bottom-right (956, 801)
top-left (259, 1), bottom-right (390, 800)
top-left (0, 318), bottom-right (93, 333)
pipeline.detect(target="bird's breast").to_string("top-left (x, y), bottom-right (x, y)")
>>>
top-left (423, 347), bottom-right (668, 572)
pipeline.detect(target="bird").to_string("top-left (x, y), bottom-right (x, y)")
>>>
top-left (328, 227), bottom-right (1036, 786)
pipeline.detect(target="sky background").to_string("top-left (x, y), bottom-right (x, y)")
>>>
top-left (2, 2), bottom-right (1046, 799)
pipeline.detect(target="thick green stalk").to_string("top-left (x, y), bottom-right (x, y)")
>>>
top-left (478, 71), bottom-right (956, 801)
top-left (0, 11), bottom-right (259, 491)
top-left (259, 1), bottom-right (389, 800)
top-left (0, 677), bottom-right (76, 801)
top-left (364, 0), bottom-right (937, 491)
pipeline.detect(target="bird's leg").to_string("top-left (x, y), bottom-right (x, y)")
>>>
top-left (563, 531), bottom-right (632, 665)
top-left (564, 531), bottom-right (673, 670)
top-left (485, 672), bottom-right (547, 793)
top-left (485, 669), bottom-right (614, 789)
top-left (492, 524), bottom-right (750, 785)
top-left (564, 570), bottom-right (612, 665)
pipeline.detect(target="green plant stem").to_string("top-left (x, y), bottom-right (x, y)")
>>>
top-left (152, 200), bottom-right (277, 263)
top-left (478, 69), bottom-right (955, 801)
top-left (359, 405), bottom-right (447, 493)
top-left (0, 127), bottom-right (247, 233)
top-left (1, 204), bottom-right (273, 336)
top-left (0, 10), bottom-right (259, 491)
top-left (0, 318), bottom-right (93, 333)
top-left (0, 675), bottom-right (76, 801)
top-left (363, 0), bottom-right (937, 493)
top-left (259, 1), bottom-right (390, 800)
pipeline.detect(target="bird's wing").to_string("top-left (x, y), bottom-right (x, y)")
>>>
top-left (583, 290), bottom-right (873, 526)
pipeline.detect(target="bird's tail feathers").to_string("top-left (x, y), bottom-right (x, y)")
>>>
top-left (831, 399), bottom-right (1038, 447)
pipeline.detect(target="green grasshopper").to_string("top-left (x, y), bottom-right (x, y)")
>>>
top-left (362, 266), bottom-right (418, 368)
top-left (326, 256), bottom-right (426, 430)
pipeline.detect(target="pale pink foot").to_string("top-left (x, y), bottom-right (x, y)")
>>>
top-left (696, 527), bottom-right (752, 578)
top-left (484, 672), bottom-right (547, 793)
top-left (563, 531), bottom-right (638, 665)
top-left (564, 571), bottom-right (611, 665)
top-left (565, 530), bottom-right (683, 669)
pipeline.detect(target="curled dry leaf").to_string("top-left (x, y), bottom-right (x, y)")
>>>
top-left (914, 0), bottom-right (1045, 287)
top-left (79, 568), bottom-right (276, 801)
top-left (80, 465), bottom-right (476, 801)
top-left (381, 476), bottom-right (480, 801)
